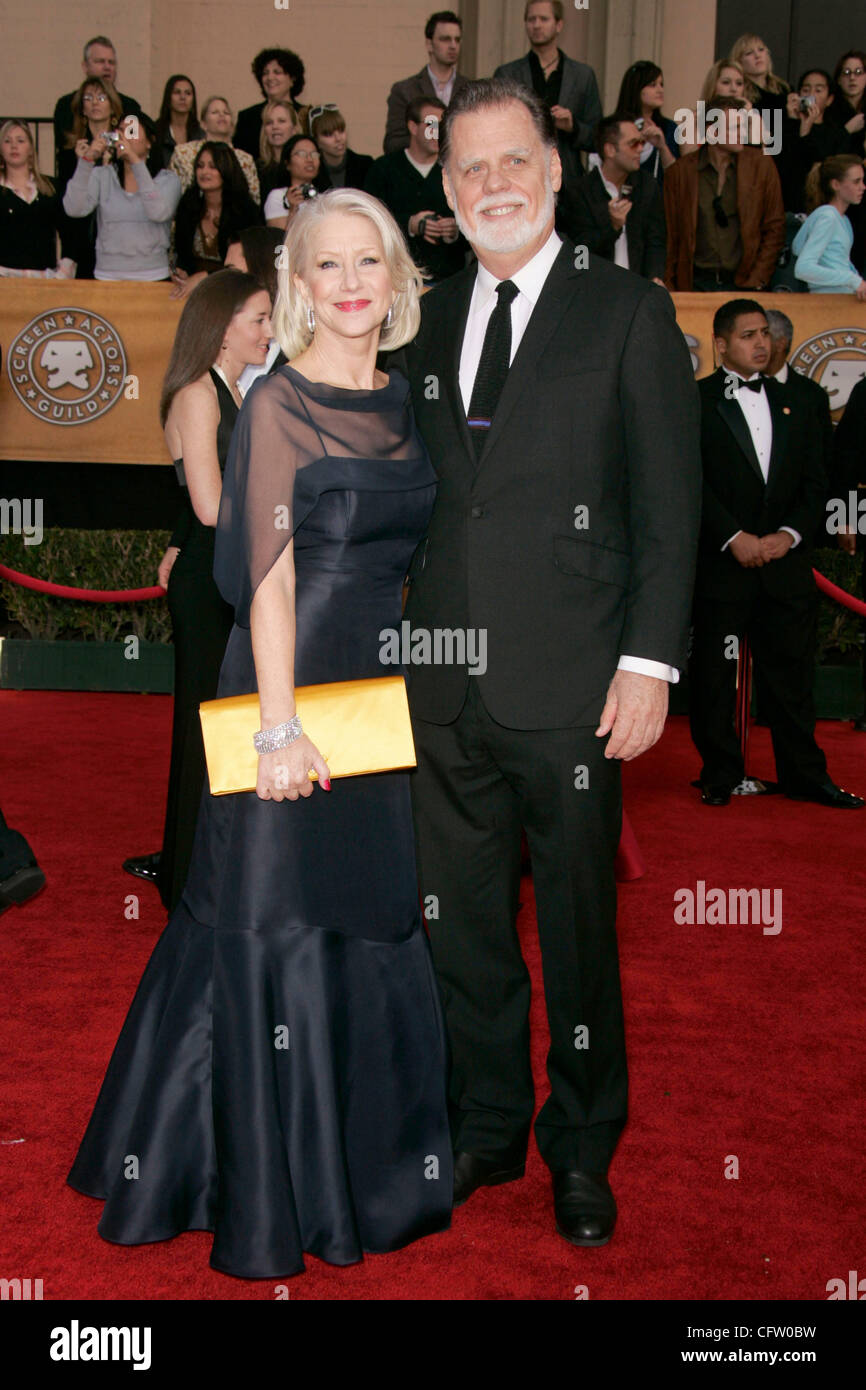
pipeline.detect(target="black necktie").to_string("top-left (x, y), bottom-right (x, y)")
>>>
top-left (467, 279), bottom-right (519, 457)
top-left (736, 375), bottom-right (764, 393)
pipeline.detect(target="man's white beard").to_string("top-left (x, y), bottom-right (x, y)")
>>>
top-left (454, 172), bottom-right (555, 254)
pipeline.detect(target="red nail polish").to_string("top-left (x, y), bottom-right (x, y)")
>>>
top-left (321, 778), bottom-right (331, 790)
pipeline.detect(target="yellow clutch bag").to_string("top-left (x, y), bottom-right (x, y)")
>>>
top-left (199, 674), bottom-right (416, 795)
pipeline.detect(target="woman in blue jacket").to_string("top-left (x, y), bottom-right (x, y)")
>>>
top-left (793, 153), bottom-right (866, 296)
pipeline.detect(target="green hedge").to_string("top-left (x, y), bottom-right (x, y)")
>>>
top-left (0, 530), bottom-right (862, 662)
top-left (813, 545), bottom-right (864, 663)
top-left (1, 529), bottom-right (172, 644)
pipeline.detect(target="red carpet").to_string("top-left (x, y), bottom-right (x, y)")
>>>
top-left (1, 690), bottom-right (864, 1300)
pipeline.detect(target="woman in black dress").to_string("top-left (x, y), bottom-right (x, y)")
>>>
top-left (67, 189), bottom-right (451, 1278)
top-left (170, 143), bottom-right (260, 300)
top-left (0, 120), bottom-right (69, 277)
top-left (156, 270), bottom-right (273, 912)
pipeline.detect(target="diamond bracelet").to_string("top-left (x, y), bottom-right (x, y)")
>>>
top-left (253, 716), bottom-right (303, 754)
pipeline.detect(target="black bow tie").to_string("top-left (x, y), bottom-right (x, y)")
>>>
top-left (733, 374), bottom-right (765, 393)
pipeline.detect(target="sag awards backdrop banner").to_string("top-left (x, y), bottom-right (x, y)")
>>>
top-left (0, 283), bottom-right (183, 465)
top-left (2, 284), bottom-right (866, 465)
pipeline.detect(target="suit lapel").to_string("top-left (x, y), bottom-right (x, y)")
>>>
top-left (714, 373), bottom-right (765, 485)
top-left (557, 57), bottom-right (577, 110)
top-left (422, 268), bottom-right (476, 463)
top-left (763, 378), bottom-right (790, 495)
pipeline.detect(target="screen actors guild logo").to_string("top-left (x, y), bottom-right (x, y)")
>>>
top-left (789, 328), bottom-right (866, 421)
top-left (8, 309), bottom-right (128, 425)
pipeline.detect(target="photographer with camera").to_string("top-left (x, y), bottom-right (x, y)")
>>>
top-left (777, 69), bottom-right (853, 214)
top-left (263, 134), bottom-right (330, 230)
top-left (62, 111), bottom-right (181, 280)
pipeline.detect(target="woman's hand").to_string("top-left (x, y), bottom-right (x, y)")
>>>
top-left (642, 117), bottom-right (664, 148)
top-left (169, 269), bottom-right (206, 300)
top-left (786, 91), bottom-right (802, 119)
top-left (256, 733), bottom-right (331, 801)
top-left (157, 546), bottom-right (180, 589)
top-left (845, 111), bottom-right (865, 133)
top-left (855, 279), bottom-right (866, 301)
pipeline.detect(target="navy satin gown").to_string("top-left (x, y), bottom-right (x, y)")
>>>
top-left (67, 365), bottom-right (453, 1278)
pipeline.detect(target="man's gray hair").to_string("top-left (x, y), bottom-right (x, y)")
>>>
top-left (438, 77), bottom-right (557, 169)
top-left (765, 309), bottom-right (794, 346)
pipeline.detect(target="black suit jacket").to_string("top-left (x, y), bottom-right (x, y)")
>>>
top-left (392, 240), bottom-right (701, 728)
top-left (832, 375), bottom-right (866, 552)
top-left (493, 54), bottom-right (602, 188)
top-left (774, 366), bottom-right (834, 544)
top-left (556, 166), bottom-right (666, 281)
top-left (383, 68), bottom-right (471, 153)
top-left (695, 367), bottom-right (825, 601)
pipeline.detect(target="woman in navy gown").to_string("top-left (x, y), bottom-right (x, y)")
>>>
top-left (67, 188), bottom-right (452, 1279)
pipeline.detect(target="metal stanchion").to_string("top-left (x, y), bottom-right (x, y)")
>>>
top-left (733, 635), bottom-right (771, 795)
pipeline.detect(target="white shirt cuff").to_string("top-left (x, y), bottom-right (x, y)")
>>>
top-left (618, 655), bottom-right (679, 684)
top-left (722, 530), bottom-right (742, 552)
top-left (780, 526), bottom-right (801, 548)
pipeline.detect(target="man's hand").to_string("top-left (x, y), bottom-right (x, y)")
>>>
top-left (729, 531), bottom-right (764, 567)
top-left (608, 197), bottom-right (632, 232)
top-left (430, 215), bottom-right (459, 243)
top-left (409, 210), bottom-right (437, 239)
top-left (838, 525), bottom-right (858, 556)
top-left (550, 104), bottom-right (573, 133)
top-left (595, 669), bottom-right (669, 761)
top-left (758, 530), bottom-right (794, 562)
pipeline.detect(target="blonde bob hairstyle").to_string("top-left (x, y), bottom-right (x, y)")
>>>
top-left (272, 188), bottom-right (424, 359)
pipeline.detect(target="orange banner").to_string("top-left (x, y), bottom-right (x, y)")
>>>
top-left (0, 281), bottom-right (182, 465)
top-left (2, 283), bottom-right (865, 464)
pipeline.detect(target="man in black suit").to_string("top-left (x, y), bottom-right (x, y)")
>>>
top-left (391, 78), bottom-right (702, 1245)
top-left (494, 0), bottom-right (601, 191)
top-left (831, 376), bottom-right (866, 729)
top-left (765, 309), bottom-right (834, 542)
top-left (383, 10), bottom-right (469, 153)
top-left (557, 115), bottom-right (666, 282)
top-left (689, 299), bottom-right (863, 808)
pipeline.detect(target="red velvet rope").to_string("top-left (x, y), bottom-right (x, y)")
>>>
top-left (1, 560), bottom-right (864, 616)
top-left (812, 568), bottom-right (866, 617)
top-left (0, 563), bottom-right (165, 602)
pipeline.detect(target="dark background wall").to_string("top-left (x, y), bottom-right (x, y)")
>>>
top-left (715, 0), bottom-right (861, 85)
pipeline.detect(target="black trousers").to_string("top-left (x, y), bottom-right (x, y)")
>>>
top-left (689, 583), bottom-right (827, 790)
top-left (410, 678), bottom-right (627, 1174)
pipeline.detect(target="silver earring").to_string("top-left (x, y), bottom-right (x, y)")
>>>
top-left (384, 305), bottom-right (394, 329)
top-left (307, 304), bottom-right (315, 334)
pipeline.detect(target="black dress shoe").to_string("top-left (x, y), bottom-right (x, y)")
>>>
top-left (0, 860), bottom-right (46, 916)
top-left (784, 779), bottom-right (864, 809)
top-left (700, 783), bottom-right (731, 806)
top-left (452, 1151), bottom-right (525, 1207)
top-left (122, 852), bottom-right (162, 882)
top-left (553, 1170), bottom-right (617, 1247)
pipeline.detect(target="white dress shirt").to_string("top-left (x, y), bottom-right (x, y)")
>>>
top-left (427, 64), bottom-right (456, 105)
top-left (459, 228), bottom-right (677, 684)
top-left (598, 171), bottom-right (630, 271)
top-left (722, 370), bottom-right (800, 550)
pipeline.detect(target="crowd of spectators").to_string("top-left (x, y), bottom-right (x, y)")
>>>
top-left (1, 8), bottom-right (865, 297)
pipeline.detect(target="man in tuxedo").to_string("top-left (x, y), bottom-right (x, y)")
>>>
top-left (556, 115), bottom-right (666, 282)
top-left (494, 0), bottom-right (601, 192)
top-left (392, 77), bottom-right (702, 1245)
top-left (689, 299), bottom-right (863, 808)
